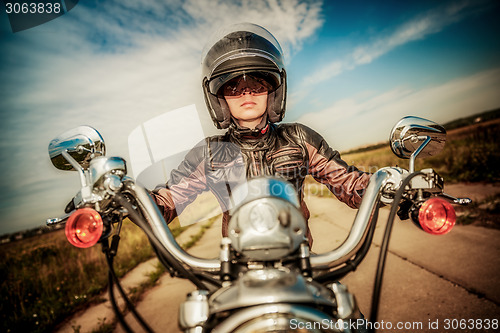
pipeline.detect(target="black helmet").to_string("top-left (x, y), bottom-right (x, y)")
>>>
top-left (201, 23), bottom-right (287, 129)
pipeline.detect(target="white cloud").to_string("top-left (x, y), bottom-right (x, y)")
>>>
top-left (298, 67), bottom-right (500, 151)
top-left (182, 0), bottom-right (324, 57)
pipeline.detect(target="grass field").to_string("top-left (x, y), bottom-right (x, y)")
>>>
top-left (0, 218), bottom-right (187, 333)
top-left (341, 118), bottom-right (500, 183)
top-left (307, 117), bottom-right (500, 229)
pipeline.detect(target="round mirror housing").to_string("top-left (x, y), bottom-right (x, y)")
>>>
top-left (49, 126), bottom-right (105, 171)
top-left (389, 116), bottom-right (446, 160)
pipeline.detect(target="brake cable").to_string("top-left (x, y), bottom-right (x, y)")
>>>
top-left (98, 192), bottom-right (213, 333)
top-left (368, 171), bottom-right (423, 332)
top-left (113, 194), bottom-right (209, 290)
top-left (102, 238), bottom-right (155, 333)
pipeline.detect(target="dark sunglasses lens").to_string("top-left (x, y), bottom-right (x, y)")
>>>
top-left (210, 72), bottom-right (280, 96)
top-left (221, 75), bottom-right (271, 97)
top-left (222, 81), bottom-right (241, 96)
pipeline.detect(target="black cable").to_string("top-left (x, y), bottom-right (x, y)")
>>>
top-left (105, 253), bottom-right (155, 333)
top-left (368, 172), bottom-right (423, 333)
top-left (113, 194), bottom-right (209, 290)
top-left (103, 242), bottom-right (155, 333)
top-left (151, 240), bottom-right (222, 290)
top-left (193, 271), bottom-right (223, 290)
top-left (150, 239), bottom-right (178, 277)
top-left (107, 257), bottom-right (134, 333)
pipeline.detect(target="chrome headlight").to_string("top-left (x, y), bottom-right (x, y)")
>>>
top-left (228, 177), bottom-right (307, 260)
top-left (249, 202), bottom-right (278, 233)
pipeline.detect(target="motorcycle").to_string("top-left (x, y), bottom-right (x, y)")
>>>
top-left (47, 116), bottom-right (470, 332)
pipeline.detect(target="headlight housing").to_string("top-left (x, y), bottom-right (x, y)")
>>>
top-left (213, 303), bottom-right (338, 333)
top-left (228, 177), bottom-right (307, 260)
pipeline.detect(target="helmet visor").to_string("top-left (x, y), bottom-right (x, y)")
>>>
top-left (209, 71), bottom-right (281, 97)
top-left (220, 74), bottom-right (273, 98)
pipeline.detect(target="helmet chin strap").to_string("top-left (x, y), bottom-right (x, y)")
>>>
top-left (229, 115), bottom-right (269, 137)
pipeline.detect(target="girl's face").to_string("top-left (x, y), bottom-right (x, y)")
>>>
top-left (222, 75), bottom-right (269, 129)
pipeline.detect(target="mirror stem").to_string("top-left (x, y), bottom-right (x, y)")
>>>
top-left (409, 136), bottom-right (431, 173)
top-left (62, 150), bottom-right (94, 201)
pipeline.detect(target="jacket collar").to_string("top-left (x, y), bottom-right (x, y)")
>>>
top-left (227, 116), bottom-right (270, 139)
top-left (227, 118), bottom-right (275, 149)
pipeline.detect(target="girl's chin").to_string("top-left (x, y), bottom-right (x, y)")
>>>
top-left (238, 109), bottom-right (265, 116)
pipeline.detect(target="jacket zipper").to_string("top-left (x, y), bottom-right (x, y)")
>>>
top-left (252, 151), bottom-right (261, 176)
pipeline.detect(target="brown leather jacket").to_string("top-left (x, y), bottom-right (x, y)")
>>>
top-left (152, 122), bottom-right (370, 245)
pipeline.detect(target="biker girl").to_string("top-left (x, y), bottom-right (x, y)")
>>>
top-left (151, 23), bottom-right (370, 246)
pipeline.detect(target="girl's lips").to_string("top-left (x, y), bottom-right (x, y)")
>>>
top-left (241, 101), bottom-right (256, 107)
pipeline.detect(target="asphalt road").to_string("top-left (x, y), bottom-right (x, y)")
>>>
top-left (307, 196), bottom-right (500, 333)
top-left (59, 194), bottom-right (500, 333)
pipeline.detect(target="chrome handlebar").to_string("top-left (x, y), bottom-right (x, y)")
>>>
top-left (310, 168), bottom-right (392, 269)
top-left (125, 181), bottom-right (222, 272)
top-left (49, 158), bottom-right (463, 273)
top-left (124, 168), bottom-right (400, 272)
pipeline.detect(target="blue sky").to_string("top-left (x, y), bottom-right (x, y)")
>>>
top-left (1, 0), bottom-right (499, 235)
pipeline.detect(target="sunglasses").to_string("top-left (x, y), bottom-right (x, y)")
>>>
top-left (220, 74), bottom-right (274, 97)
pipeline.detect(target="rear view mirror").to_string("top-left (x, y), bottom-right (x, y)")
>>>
top-left (389, 116), bottom-right (446, 172)
top-left (49, 126), bottom-right (105, 171)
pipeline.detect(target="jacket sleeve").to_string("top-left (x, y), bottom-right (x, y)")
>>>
top-left (151, 140), bottom-right (209, 224)
top-left (298, 124), bottom-right (371, 209)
